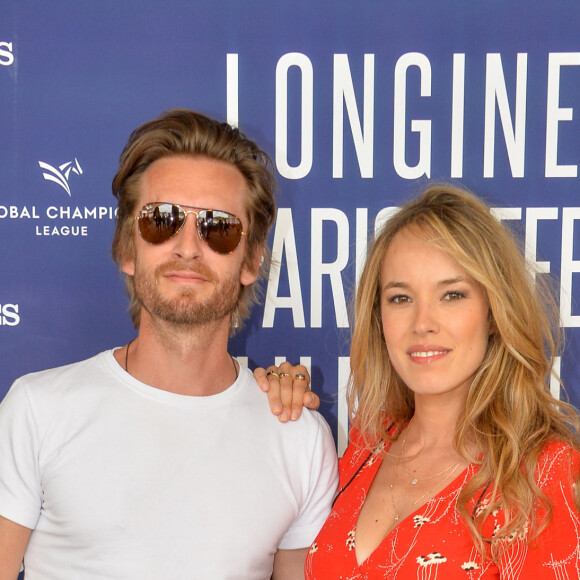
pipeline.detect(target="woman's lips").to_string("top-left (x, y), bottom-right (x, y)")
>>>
top-left (407, 347), bottom-right (450, 363)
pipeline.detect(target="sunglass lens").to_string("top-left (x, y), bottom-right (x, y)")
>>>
top-left (139, 203), bottom-right (185, 243)
top-left (199, 210), bottom-right (243, 254)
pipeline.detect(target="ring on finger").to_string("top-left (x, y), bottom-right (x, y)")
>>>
top-left (266, 370), bottom-right (280, 378)
top-left (278, 372), bottom-right (290, 378)
top-left (295, 373), bottom-right (307, 380)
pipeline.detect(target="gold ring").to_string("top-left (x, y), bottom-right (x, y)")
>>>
top-left (278, 372), bottom-right (290, 378)
top-left (266, 370), bottom-right (279, 378)
top-left (295, 373), bottom-right (307, 380)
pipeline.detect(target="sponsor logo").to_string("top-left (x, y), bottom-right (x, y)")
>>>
top-left (0, 42), bottom-right (14, 66)
top-left (0, 304), bottom-right (20, 326)
top-left (39, 158), bottom-right (83, 196)
top-left (0, 158), bottom-right (115, 239)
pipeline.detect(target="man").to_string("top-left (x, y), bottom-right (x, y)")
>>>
top-left (0, 109), bottom-right (338, 579)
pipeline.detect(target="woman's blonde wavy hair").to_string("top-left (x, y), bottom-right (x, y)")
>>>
top-left (348, 183), bottom-right (580, 559)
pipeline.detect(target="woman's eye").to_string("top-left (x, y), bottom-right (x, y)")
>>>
top-left (389, 295), bottom-right (410, 304)
top-left (444, 290), bottom-right (465, 301)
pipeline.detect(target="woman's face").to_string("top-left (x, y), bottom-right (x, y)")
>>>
top-left (380, 226), bottom-right (491, 405)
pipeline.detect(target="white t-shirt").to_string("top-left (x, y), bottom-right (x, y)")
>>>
top-left (0, 351), bottom-right (338, 579)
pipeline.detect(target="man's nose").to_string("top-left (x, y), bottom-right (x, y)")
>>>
top-left (172, 213), bottom-right (204, 259)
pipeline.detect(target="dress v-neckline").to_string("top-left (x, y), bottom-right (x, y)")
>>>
top-left (353, 438), bottom-right (474, 568)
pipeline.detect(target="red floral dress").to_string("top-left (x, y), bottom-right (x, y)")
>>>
top-left (305, 429), bottom-right (580, 579)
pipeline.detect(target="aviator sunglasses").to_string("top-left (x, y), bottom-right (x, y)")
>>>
top-left (136, 202), bottom-right (246, 254)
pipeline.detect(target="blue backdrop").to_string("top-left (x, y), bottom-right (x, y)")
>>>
top-left (1, 1), bottom-right (580, 457)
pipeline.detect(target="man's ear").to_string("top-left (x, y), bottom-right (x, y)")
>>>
top-left (120, 251), bottom-right (136, 277)
top-left (240, 247), bottom-right (262, 286)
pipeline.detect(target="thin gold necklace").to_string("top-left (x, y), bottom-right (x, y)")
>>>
top-left (400, 435), bottom-right (461, 485)
top-left (389, 436), bottom-right (461, 522)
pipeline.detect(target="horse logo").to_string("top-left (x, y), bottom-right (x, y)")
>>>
top-left (38, 158), bottom-right (83, 196)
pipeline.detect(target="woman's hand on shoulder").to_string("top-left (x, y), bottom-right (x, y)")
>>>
top-left (254, 362), bottom-right (320, 422)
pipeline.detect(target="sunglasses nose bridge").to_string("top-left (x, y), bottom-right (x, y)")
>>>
top-left (179, 208), bottom-right (208, 247)
top-left (158, 208), bottom-right (203, 260)
top-left (181, 208), bottom-right (202, 235)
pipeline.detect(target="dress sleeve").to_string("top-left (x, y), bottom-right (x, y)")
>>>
top-left (498, 442), bottom-right (580, 578)
top-left (0, 378), bottom-right (43, 529)
top-left (277, 412), bottom-right (339, 549)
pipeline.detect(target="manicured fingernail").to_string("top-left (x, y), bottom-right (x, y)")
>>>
top-left (280, 411), bottom-right (289, 422)
top-left (273, 403), bottom-right (282, 414)
top-left (291, 409), bottom-right (300, 420)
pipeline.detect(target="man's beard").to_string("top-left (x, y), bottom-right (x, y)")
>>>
top-left (134, 260), bottom-right (241, 327)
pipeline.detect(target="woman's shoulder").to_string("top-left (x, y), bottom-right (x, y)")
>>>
top-left (539, 438), bottom-right (577, 453)
top-left (339, 425), bottom-right (381, 463)
top-left (342, 426), bottom-right (373, 464)
top-left (340, 421), bottom-right (400, 472)
top-left (346, 425), bottom-right (372, 449)
top-left (536, 439), bottom-right (580, 488)
top-left (345, 420), bottom-right (399, 456)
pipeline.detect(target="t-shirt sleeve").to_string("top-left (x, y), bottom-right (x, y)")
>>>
top-left (0, 378), bottom-right (43, 529)
top-left (277, 412), bottom-right (339, 549)
top-left (498, 443), bottom-right (580, 577)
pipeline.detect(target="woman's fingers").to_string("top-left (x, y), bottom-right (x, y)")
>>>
top-left (254, 363), bottom-right (318, 422)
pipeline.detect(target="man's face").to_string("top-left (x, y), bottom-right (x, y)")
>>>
top-left (122, 155), bottom-right (259, 328)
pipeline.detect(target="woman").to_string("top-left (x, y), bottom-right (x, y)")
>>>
top-left (258, 184), bottom-right (580, 578)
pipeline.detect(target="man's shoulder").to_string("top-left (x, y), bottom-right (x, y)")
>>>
top-left (9, 350), bottom-right (114, 396)
top-left (237, 366), bottom-right (335, 447)
top-left (240, 366), bottom-right (327, 422)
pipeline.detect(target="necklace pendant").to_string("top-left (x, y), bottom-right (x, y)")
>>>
top-left (411, 478), bottom-right (418, 485)
top-left (394, 514), bottom-right (399, 521)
